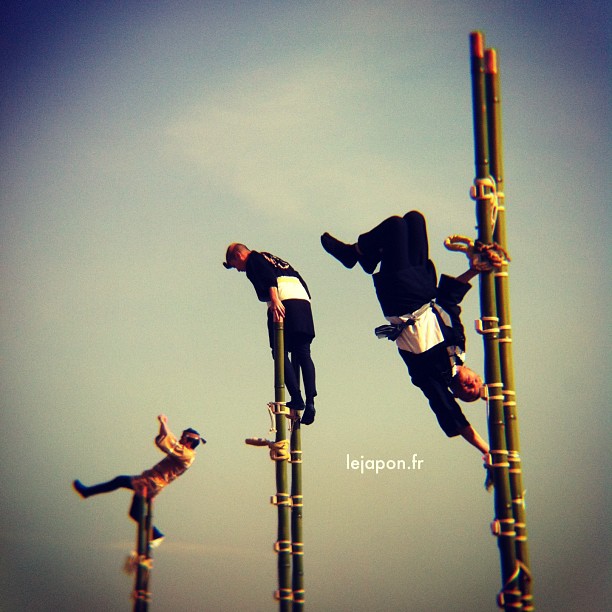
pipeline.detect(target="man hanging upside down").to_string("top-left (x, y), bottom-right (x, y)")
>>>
top-left (321, 211), bottom-right (489, 456)
top-left (73, 414), bottom-right (204, 545)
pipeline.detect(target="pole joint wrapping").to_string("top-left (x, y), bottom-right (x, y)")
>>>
top-left (290, 449), bottom-right (303, 463)
top-left (138, 556), bottom-right (153, 570)
top-left (271, 492), bottom-right (291, 506)
top-left (267, 401), bottom-right (290, 433)
top-left (292, 541), bottom-right (304, 555)
top-left (268, 401), bottom-right (290, 415)
top-left (496, 560), bottom-right (532, 609)
top-left (124, 552), bottom-right (153, 574)
top-left (274, 588), bottom-right (293, 602)
top-left (132, 589), bottom-right (152, 603)
top-left (484, 382), bottom-right (504, 403)
top-left (273, 539), bottom-right (292, 553)
top-left (475, 316), bottom-right (500, 335)
top-left (293, 588), bottom-right (305, 602)
top-left (490, 517), bottom-right (516, 538)
top-left (507, 449), bottom-right (521, 464)
top-left (514, 520), bottom-right (527, 536)
top-left (470, 176), bottom-right (499, 229)
top-left (485, 448), bottom-right (510, 469)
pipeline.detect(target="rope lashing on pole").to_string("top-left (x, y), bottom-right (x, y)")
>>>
top-left (496, 561), bottom-right (533, 610)
top-left (475, 316), bottom-right (501, 336)
top-left (470, 176), bottom-right (500, 229)
top-left (274, 540), bottom-right (293, 552)
top-left (132, 590), bottom-right (153, 605)
top-left (244, 321), bottom-right (297, 610)
top-left (498, 324), bottom-right (512, 342)
top-left (272, 321), bottom-right (292, 611)
top-left (482, 37), bottom-right (533, 611)
top-left (246, 437), bottom-right (291, 461)
top-left (444, 234), bottom-right (510, 272)
top-left (469, 30), bottom-right (523, 611)
top-left (490, 517), bottom-right (516, 538)
top-left (124, 553), bottom-right (153, 574)
top-left (289, 408), bottom-right (304, 610)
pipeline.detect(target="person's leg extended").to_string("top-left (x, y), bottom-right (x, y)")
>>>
top-left (358, 215), bottom-right (415, 274)
top-left (73, 475), bottom-right (133, 498)
top-left (321, 215), bottom-right (406, 273)
top-left (403, 211), bottom-right (429, 266)
top-left (322, 211), bottom-right (430, 274)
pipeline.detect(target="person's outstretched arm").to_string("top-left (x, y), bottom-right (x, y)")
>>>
top-left (157, 414), bottom-right (169, 437)
top-left (455, 267), bottom-right (480, 285)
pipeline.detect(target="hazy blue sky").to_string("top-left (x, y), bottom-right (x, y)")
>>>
top-left (1, 1), bottom-right (609, 610)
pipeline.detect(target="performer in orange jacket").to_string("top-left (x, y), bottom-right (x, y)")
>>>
top-left (73, 414), bottom-right (204, 545)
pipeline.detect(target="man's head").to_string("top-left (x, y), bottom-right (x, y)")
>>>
top-left (223, 243), bottom-right (251, 271)
top-left (180, 428), bottom-right (205, 449)
top-left (450, 366), bottom-right (483, 402)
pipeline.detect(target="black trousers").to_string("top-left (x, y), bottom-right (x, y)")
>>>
top-left (357, 211), bottom-right (438, 315)
top-left (357, 211), bottom-right (431, 273)
top-left (272, 332), bottom-right (317, 406)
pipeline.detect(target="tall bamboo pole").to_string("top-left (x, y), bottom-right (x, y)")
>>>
top-left (133, 495), bottom-right (153, 612)
top-left (485, 47), bottom-right (534, 611)
top-left (290, 418), bottom-right (304, 609)
top-left (273, 321), bottom-right (293, 610)
top-left (469, 31), bottom-right (521, 611)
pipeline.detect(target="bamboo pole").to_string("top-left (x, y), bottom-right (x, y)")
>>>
top-left (485, 47), bottom-right (534, 611)
top-left (273, 321), bottom-right (293, 610)
top-left (469, 31), bottom-right (521, 611)
top-left (133, 495), bottom-right (153, 612)
top-left (290, 418), bottom-right (304, 609)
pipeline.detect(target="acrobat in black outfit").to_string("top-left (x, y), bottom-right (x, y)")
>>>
top-left (224, 244), bottom-right (317, 425)
top-left (321, 211), bottom-right (489, 455)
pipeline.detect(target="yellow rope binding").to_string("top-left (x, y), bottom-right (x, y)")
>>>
top-left (245, 437), bottom-right (290, 461)
top-left (123, 552), bottom-right (153, 575)
top-left (444, 234), bottom-right (510, 271)
top-left (496, 560), bottom-right (531, 609)
top-left (470, 176), bottom-right (499, 229)
top-left (132, 589), bottom-right (152, 603)
top-left (274, 587), bottom-right (293, 602)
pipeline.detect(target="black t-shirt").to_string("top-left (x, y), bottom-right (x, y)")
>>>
top-left (245, 251), bottom-right (315, 345)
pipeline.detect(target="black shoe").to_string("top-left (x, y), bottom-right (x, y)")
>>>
top-left (301, 404), bottom-right (316, 425)
top-left (72, 479), bottom-right (89, 498)
top-left (321, 233), bottom-right (358, 269)
top-left (287, 399), bottom-right (305, 411)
